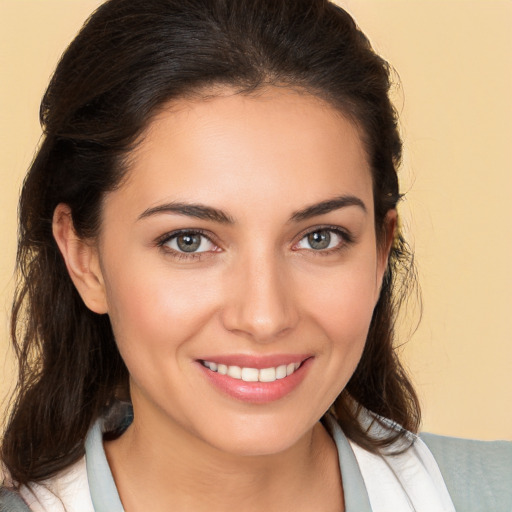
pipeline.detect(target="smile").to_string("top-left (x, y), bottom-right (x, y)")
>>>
top-left (200, 360), bottom-right (301, 382)
top-left (197, 355), bottom-right (313, 403)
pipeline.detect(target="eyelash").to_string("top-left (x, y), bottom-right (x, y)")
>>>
top-left (156, 229), bottom-right (217, 261)
top-left (293, 225), bottom-right (354, 256)
top-left (156, 226), bottom-right (354, 261)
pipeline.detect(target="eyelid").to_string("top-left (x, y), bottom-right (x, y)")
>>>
top-left (292, 225), bottom-right (354, 251)
top-left (155, 228), bottom-right (213, 245)
top-left (155, 228), bottom-right (221, 258)
top-left (154, 225), bottom-right (354, 261)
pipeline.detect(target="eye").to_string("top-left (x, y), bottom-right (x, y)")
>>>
top-left (295, 228), bottom-right (347, 251)
top-left (160, 231), bottom-right (217, 254)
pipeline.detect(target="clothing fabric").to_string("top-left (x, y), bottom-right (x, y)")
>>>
top-left (1, 414), bottom-right (511, 511)
top-left (420, 432), bottom-right (512, 512)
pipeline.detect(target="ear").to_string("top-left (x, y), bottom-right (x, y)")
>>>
top-left (52, 203), bottom-right (108, 314)
top-left (376, 209), bottom-right (397, 290)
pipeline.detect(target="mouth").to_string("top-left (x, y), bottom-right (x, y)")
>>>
top-left (196, 355), bottom-right (312, 404)
top-left (200, 360), bottom-right (301, 383)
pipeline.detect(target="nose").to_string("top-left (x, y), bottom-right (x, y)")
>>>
top-left (220, 252), bottom-right (299, 343)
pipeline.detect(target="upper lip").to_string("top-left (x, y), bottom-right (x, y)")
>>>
top-left (197, 353), bottom-right (312, 369)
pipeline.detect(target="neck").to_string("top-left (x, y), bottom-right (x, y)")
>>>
top-left (104, 402), bottom-right (343, 511)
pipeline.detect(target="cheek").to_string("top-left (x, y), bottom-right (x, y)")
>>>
top-left (102, 257), bottom-right (221, 362)
top-left (303, 267), bottom-right (378, 400)
top-left (296, 250), bottom-right (380, 391)
top-left (327, 275), bottom-right (377, 338)
top-left (299, 258), bottom-right (380, 340)
top-left (315, 281), bottom-right (376, 373)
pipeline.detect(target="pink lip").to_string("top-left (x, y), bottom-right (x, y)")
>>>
top-left (196, 355), bottom-right (313, 404)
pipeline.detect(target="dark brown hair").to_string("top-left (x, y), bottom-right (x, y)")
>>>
top-left (2, 0), bottom-right (420, 485)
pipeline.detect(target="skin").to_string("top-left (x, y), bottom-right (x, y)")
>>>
top-left (53, 87), bottom-right (394, 511)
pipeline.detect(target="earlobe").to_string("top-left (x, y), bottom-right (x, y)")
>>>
top-left (52, 204), bottom-right (108, 314)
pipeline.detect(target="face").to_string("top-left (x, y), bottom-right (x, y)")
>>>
top-left (91, 88), bottom-right (390, 456)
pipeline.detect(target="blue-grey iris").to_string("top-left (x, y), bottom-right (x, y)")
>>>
top-left (177, 234), bottom-right (201, 252)
top-left (308, 230), bottom-right (330, 250)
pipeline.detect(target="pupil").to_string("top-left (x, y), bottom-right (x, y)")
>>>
top-left (177, 234), bottom-right (201, 252)
top-left (308, 230), bottom-right (330, 250)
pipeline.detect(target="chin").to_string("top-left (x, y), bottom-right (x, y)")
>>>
top-left (191, 409), bottom-right (320, 458)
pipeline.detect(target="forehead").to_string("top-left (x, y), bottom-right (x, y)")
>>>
top-left (109, 88), bottom-right (373, 221)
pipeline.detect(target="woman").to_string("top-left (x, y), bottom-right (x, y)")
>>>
top-left (1, 0), bottom-right (510, 511)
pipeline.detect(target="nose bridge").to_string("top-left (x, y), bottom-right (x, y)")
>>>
top-left (221, 245), bottom-right (298, 342)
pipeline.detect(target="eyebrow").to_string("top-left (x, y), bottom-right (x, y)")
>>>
top-left (289, 195), bottom-right (367, 222)
top-left (138, 194), bottom-right (366, 224)
top-left (138, 202), bottom-right (235, 223)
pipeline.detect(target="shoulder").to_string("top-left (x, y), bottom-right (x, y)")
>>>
top-left (1, 456), bottom-right (93, 512)
top-left (0, 487), bottom-right (31, 512)
top-left (420, 432), bottom-right (512, 512)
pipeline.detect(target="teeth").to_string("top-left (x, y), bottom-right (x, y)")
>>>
top-left (259, 367), bottom-right (276, 382)
top-left (276, 365), bottom-right (287, 379)
top-left (241, 367), bottom-right (259, 382)
top-left (202, 360), bottom-right (301, 382)
top-left (287, 363), bottom-right (299, 376)
top-left (227, 365), bottom-right (242, 379)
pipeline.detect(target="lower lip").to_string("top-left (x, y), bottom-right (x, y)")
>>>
top-left (197, 358), bottom-right (313, 404)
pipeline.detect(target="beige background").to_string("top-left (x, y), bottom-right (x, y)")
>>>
top-left (1, 0), bottom-right (511, 440)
